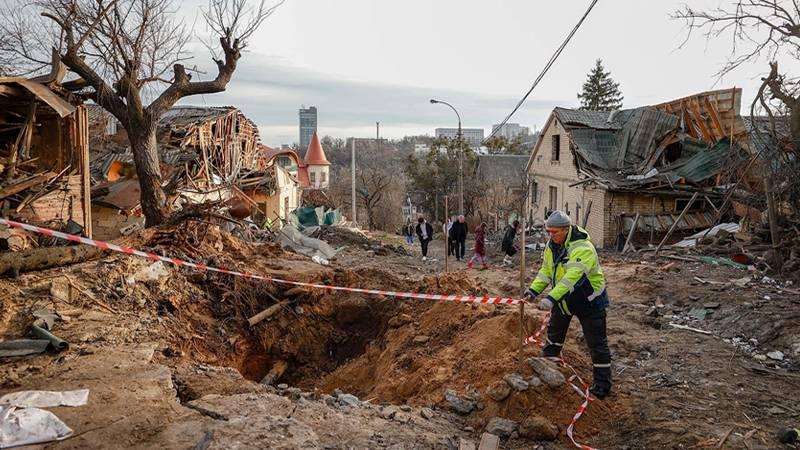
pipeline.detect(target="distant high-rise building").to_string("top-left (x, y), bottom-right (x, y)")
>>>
top-left (435, 128), bottom-right (485, 147)
top-left (491, 123), bottom-right (530, 139)
top-left (299, 106), bottom-right (317, 149)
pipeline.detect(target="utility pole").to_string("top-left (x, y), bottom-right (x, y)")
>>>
top-left (376, 122), bottom-right (380, 146)
top-left (351, 138), bottom-right (357, 227)
top-left (458, 125), bottom-right (464, 215)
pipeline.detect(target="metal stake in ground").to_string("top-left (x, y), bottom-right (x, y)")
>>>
top-left (444, 195), bottom-right (449, 273)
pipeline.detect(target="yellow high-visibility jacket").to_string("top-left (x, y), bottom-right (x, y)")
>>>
top-left (529, 225), bottom-right (606, 315)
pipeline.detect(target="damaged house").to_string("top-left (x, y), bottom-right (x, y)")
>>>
top-left (0, 75), bottom-right (92, 248)
top-left (89, 105), bottom-right (268, 239)
top-left (526, 88), bottom-right (750, 249)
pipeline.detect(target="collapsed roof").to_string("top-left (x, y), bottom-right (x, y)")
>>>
top-left (540, 89), bottom-right (751, 192)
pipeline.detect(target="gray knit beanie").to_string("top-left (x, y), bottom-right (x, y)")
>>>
top-left (545, 210), bottom-right (571, 228)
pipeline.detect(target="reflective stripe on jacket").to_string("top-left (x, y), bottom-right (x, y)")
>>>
top-left (529, 225), bottom-right (606, 306)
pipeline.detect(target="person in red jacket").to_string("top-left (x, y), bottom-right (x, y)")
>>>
top-left (466, 222), bottom-right (489, 270)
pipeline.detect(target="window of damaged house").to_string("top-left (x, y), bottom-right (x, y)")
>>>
top-left (310, 171), bottom-right (316, 184)
top-left (549, 186), bottom-right (558, 211)
top-left (530, 181), bottom-right (538, 203)
top-left (551, 135), bottom-right (560, 161)
top-left (321, 171), bottom-right (327, 183)
top-left (675, 197), bottom-right (703, 213)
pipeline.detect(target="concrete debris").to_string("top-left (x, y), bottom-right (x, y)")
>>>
top-left (336, 393), bottom-right (361, 408)
top-left (527, 376), bottom-right (543, 387)
top-left (380, 405), bottom-right (399, 419)
top-left (130, 261), bottom-right (170, 284)
top-left (527, 358), bottom-right (566, 387)
top-left (412, 335), bottom-right (431, 344)
top-left (767, 351), bottom-right (785, 361)
top-left (503, 373), bottom-right (529, 391)
top-left (444, 389), bottom-right (476, 415)
top-left (485, 417), bottom-right (518, 438)
top-left (420, 408), bottom-right (435, 420)
top-left (486, 381), bottom-right (511, 402)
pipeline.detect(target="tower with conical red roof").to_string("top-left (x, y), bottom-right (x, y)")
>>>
top-left (303, 131), bottom-right (331, 189)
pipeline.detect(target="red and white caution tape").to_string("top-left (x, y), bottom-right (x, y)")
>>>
top-left (0, 219), bottom-right (523, 306)
top-left (525, 312), bottom-right (597, 450)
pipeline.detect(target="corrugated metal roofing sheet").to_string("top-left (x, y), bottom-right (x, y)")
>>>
top-left (554, 108), bottom-right (622, 130)
top-left (566, 107), bottom-right (678, 175)
top-left (661, 137), bottom-right (743, 184)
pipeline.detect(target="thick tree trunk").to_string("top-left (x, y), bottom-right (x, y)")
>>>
top-left (128, 123), bottom-right (168, 227)
top-left (0, 245), bottom-right (105, 277)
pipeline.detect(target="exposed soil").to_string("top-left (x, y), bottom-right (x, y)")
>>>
top-left (1, 221), bottom-right (798, 449)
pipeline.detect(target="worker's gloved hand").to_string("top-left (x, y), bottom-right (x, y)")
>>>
top-left (537, 297), bottom-right (554, 311)
top-left (522, 288), bottom-right (537, 302)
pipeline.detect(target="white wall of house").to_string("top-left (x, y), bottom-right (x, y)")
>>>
top-left (527, 116), bottom-right (609, 248)
top-left (276, 166), bottom-right (300, 219)
top-left (307, 164), bottom-right (330, 189)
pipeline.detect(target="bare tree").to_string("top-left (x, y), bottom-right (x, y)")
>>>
top-left (0, 0), bottom-right (281, 226)
top-left (674, 1), bottom-right (800, 141)
top-left (675, 1), bottom-right (800, 248)
top-left (357, 168), bottom-right (397, 231)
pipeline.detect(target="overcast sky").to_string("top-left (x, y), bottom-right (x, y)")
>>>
top-left (178, 0), bottom-right (796, 147)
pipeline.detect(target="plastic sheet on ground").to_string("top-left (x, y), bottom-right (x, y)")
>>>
top-left (278, 224), bottom-right (337, 260)
top-left (0, 389), bottom-right (89, 408)
top-left (0, 389), bottom-right (89, 448)
top-left (0, 406), bottom-right (74, 448)
top-left (289, 207), bottom-right (342, 230)
top-left (673, 223), bottom-right (740, 248)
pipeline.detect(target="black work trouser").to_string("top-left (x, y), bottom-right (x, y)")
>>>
top-left (420, 239), bottom-right (430, 257)
top-left (456, 239), bottom-right (466, 260)
top-left (543, 291), bottom-right (611, 389)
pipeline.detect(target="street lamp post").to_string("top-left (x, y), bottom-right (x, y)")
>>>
top-left (430, 98), bottom-right (464, 215)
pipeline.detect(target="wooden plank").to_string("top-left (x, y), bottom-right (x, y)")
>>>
top-left (656, 192), bottom-right (699, 254)
top-left (681, 100), bottom-right (699, 139)
top-left (78, 106), bottom-right (92, 238)
top-left (689, 99), bottom-right (715, 142)
top-left (622, 213), bottom-right (640, 254)
top-left (477, 433), bottom-right (500, 450)
top-left (703, 97), bottom-right (726, 139)
top-left (0, 171), bottom-right (57, 199)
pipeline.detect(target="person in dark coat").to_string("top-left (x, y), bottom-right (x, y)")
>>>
top-left (466, 222), bottom-right (488, 270)
top-left (451, 215), bottom-right (468, 261)
top-left (415, 217), bottom-right (434, 260)
top-left (403, 218), bottom-right (414, 244)
top-left (501, 220), bottom-right (520, 265)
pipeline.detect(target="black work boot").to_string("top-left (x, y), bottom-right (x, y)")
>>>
top-left (589, 383), bottom-right (611, 399)
top-left (590, 365), bottom-right (612, 399)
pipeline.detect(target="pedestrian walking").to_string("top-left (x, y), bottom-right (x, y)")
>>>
top-left (466, 222), bottom-right (488, 270)
top-left (403, 218), bottom-right (414, 244)
top-left (415, 217), bottom-right (434, 261)
top-left (501, 220), bottom-right (520, 265)
top-left (451, 215), bottom-right (468, 261)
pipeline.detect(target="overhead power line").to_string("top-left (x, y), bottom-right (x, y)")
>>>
top-left (487, 0), bottom-right (599, 141)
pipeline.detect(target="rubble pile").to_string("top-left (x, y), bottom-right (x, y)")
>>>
top-left (315, 225), bottom-right (410, 256)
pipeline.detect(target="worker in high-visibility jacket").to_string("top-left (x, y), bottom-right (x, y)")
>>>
top-left (524, 210), bottom-right (612, 398)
